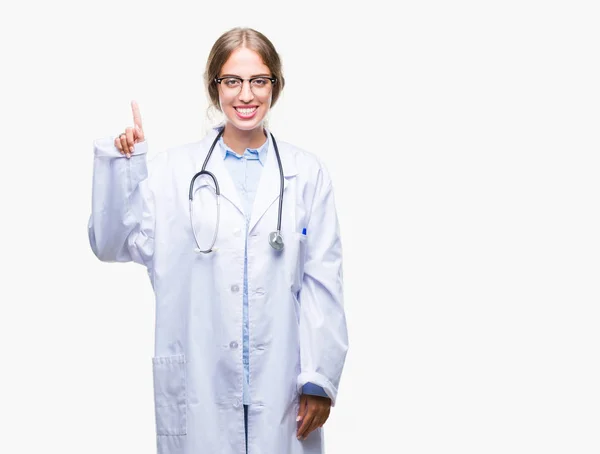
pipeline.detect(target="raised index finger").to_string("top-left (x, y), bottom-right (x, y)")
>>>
top-left (131, 100), bottom-right (143, 129)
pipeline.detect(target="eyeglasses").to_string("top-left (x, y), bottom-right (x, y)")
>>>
top-left (215, 76), bottom-right (277, 96)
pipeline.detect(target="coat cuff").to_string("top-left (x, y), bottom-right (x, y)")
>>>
top-left (93, 137), bottom-right (148, 158)
top-left (297, 372), bottom-right (338, 407)
top-left (301, 383), bottom-right (329, 398)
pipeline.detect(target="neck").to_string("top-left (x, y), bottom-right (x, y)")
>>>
top-left (222, 124), bottom-right (267, 155)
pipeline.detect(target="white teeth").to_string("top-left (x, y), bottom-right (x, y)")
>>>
top-left (236, 107), bottom-right (257, 114)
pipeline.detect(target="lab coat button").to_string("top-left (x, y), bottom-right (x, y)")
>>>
top-left (231, 284), bottom-right (240, 293)
top-left (229, 341), bottom-right (238, 349)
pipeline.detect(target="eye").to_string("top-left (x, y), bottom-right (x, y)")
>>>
top-left (251, 77), bottom-right (269, 86)
top-left (223, 78), bottom-right (241, 87)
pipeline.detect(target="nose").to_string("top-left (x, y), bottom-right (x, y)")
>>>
top-left (238, 80), bottom-right (254, 102)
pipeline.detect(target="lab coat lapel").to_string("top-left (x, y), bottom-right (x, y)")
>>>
top-left (248, 131), bottom-right (296, 233)
top-left (194, 129), bottom-right (245, 218)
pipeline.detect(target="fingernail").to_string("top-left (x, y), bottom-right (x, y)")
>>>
top-left (126, 153), bottom-right (131, 158)
top-left (296, 416), bottom-right (302, 422)
top-left (129, 147), bottom-right (134, 153)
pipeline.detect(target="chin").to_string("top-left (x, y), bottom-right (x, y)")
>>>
top-left (229, 120), bottom-right (264, 132)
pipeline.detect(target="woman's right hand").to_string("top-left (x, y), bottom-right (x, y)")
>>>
top-left (114, 100), bottom-right (145, 158)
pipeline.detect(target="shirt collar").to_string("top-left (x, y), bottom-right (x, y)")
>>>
top-left (217, 128), bottom-right (269, 166)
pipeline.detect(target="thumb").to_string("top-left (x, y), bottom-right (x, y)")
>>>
top-left (296, 395), bottom-right (307, 422)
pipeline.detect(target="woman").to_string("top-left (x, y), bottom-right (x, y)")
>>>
top-left (88, 27), bottom-right (348, 454)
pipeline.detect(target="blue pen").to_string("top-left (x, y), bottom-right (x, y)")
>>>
top-left (302, 228), bottom-right (306, 235)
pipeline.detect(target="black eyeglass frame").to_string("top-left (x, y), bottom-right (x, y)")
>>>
top-left (214, 76), bottom-right (278, 86)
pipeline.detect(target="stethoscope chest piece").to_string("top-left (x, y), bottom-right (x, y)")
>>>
top-left (268, 231), bottom-right (284, 251)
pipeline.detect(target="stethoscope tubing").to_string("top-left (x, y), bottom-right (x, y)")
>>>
top-left (188, 127), bottom-right (285, 253)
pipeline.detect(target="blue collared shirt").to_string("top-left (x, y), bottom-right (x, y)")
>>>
top-left (219, 132), bottom-right (328, 404)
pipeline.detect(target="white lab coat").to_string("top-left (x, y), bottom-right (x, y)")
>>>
top-left (88, 127), bottom-right (349, 454)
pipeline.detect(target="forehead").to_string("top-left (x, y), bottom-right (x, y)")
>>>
top-left (221, 47), bottom-right (270, 76)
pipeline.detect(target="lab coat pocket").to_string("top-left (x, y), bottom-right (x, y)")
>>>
top-left (152, 354), bottom-right (187, 436)
top-left (286, 232), bottom-right (308, 294)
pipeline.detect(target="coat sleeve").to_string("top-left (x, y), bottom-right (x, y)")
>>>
top-left (87, 137), bottom-right (156, 268)
top-left (296, 163), bottom-right (349, 407)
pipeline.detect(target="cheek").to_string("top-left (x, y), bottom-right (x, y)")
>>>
top-left (257, 96), bottom-right (272, 115)
top-left (219, 96), bottom-right (230, 111)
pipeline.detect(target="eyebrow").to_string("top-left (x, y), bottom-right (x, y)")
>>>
top-left (219, 73), bottom-right (272, 78)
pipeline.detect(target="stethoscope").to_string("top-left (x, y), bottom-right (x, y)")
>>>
top-left (188, 128), bottom-right (285, 254)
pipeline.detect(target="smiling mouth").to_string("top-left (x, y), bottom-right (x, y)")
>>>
top-left (234, 106), bottom-right (258, 114)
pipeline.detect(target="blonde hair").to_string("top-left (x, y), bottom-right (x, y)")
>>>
top-left (203, 27), bottom-right (285, 126)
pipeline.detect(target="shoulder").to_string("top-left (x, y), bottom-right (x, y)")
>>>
top-left (276, 138), bottom-right (333, 186)
top-left (157, 139), bottom-right (206, 161)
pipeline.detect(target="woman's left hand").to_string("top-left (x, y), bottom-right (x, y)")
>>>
top-left (296, 394), bottom-right (331, 440)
